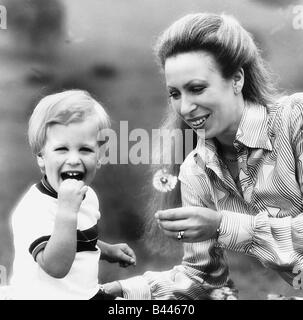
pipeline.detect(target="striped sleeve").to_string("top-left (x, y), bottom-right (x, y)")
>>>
top-left (179, 172), bottom-right (230, 291)
top-left (291, 97), bottom-right (303, 253)
top-left (218, 102), bottom-right (303, 285)
top-left (218, 210), bottom-right (303, 285)
top-left (119, 168), bottom-right (231, 300)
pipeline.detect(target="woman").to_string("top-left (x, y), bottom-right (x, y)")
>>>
top-left (104, 12), bottom-right (303, 299)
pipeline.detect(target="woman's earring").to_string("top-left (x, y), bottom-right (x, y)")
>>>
top-left (97, 160), bottom-right (101, 168)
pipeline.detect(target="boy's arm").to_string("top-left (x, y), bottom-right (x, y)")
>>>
top-left (36, 211), bottom-right (77, 278)
top-left (36, 179), bottom-right (87, 278)
top-left (97, 240), bottom-right (111, 260)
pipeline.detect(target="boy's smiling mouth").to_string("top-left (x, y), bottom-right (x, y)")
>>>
top-left (61, 171), bottom-right (85, 181)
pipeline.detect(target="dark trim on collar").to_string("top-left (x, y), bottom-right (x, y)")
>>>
top-left (36, 176), bottom-right (58, 199)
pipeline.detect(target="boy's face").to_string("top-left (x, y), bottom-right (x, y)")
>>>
top-left (37, 118), bottom-right (102, 192)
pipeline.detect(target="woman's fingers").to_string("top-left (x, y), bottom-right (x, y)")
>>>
top-left (156, 207), bottom-right (220, 242)
top-left (158, 219), bottom-right (188, 232)
top-left (155, 207), bottom-right (193, 220)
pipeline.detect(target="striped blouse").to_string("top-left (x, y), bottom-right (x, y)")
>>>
top-left (119, 93), bottom-right (303, 299)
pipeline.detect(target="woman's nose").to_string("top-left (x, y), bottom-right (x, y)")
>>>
top-left (180, 96), bottom-right (198, 117)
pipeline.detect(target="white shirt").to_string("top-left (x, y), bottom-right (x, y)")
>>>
top-left (11, 182), bottom-right (101, 300)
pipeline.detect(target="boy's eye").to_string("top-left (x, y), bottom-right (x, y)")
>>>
top-left (55, 147), bottom-right (67, 151)
top-left (81, 147), bottom-right (93, 152)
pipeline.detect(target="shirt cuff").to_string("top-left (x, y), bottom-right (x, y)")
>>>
top-left (119, 276), bottom-right (151, 300)
top-left (29, 235), bottom-right (51, 261)
top-left (217, 210), bottom-right (255, 253)
top-left (291, 215), bottom-right (303, 252)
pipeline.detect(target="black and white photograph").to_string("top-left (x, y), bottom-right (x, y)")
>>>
top-left (0, 0), bottom-right (303, 308)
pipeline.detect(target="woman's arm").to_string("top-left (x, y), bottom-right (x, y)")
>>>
top-left (105, 179), bottom-right (231, 300)
top-left (160, 173), bottom-right (303, 286)
top-left (118, 240), bottom-right (230, 299)
top-left (216, 208), bottom-right (303, 286)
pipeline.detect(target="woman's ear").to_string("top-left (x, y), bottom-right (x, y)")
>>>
top-left (96, 159), bottom-right (102, 169)
top-left (36, 153), bottom-right (46, 174)
top-left (232, 68), bottom-right (244, 95)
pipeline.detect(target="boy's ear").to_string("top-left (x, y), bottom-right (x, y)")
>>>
top-left (96, 149), bottom-right (102, 169)
top-left (36, 153), bottom-right (46, 174)
top-left (96, 138), bottom-right (108, 169)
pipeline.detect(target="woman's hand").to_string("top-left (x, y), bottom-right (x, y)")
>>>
top-left (155, 207), bottom-right (222, 242)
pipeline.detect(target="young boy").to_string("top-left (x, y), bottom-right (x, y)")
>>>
top-left (10, 90), bottom-right (136, 300)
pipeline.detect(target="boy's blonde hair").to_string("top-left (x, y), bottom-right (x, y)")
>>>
top-left (28, 90), bottom-right (110, 155)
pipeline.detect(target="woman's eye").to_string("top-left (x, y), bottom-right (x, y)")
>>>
top-left (168, 91), bottom-right (180, 100)
top-left (81, 147), bottom-right (93, 153)
top-left (191, 86), bottom-right (205, 94)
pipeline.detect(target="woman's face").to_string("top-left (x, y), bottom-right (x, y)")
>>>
top-left (164, 51), bottom-right (244, 144)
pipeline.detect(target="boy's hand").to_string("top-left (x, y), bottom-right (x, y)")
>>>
top-left (58, 179), bottom-right (88, 214)
top-left (102, 243), bottom-right (136, 267)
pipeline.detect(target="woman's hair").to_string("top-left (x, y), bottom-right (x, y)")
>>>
top-left (28, 89), bottom-right (111, 155)
top-left (155, 12), bottom-right (276, 107)
top-left (143, 12), bottom-right (277, 255)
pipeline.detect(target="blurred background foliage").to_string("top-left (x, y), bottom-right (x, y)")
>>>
top-left (0, 0), bottom-right (303, 299)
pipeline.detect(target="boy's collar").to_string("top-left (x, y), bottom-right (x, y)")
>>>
top-left (36, 175), bottom-right (87, 200)
top-left (36, 175), bottom-right (58, 199)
